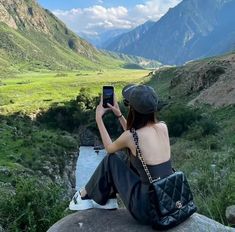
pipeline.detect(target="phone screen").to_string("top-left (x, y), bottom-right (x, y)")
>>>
top-left (103, 86), bottom-right (114, 108)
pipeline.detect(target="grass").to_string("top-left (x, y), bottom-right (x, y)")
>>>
top-left (0, 69), bottom-right (149, 114)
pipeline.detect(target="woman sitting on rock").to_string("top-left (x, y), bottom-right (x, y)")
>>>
top-left (76, 84), bottom-right (172, 225)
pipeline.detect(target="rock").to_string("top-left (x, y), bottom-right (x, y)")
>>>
top-left (0, 167), bottom-right (11, 177)
top-left (0, 224), bottom-right (5, 232)
top-left (226, 205), bottom-right (235, 225)
top-left (47, 209), bottom-right (235, 232)
top-left (78, 126), bottom-right (99, 146)
top-left (0, 2), bottom-right (18, 29)
top-left (0, 0), bottom-right (50, 33)
top-left (61, 151), bottom-right (79, 197)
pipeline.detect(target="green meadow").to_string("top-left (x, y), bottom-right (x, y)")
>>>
top-left (0, 69), bottom-right (149, 114)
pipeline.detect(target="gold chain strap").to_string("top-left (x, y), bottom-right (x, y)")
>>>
top-left (130, 128), bottom-right (160, 184)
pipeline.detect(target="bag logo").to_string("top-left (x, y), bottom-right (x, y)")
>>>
top-left (176, 201), bottom-right (183, 209)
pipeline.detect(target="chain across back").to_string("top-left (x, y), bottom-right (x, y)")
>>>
top-left (130, 128), bottom-right (159, 184)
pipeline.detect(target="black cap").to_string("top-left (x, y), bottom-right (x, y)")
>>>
top-left (122, 84), bottom-right (158, 114)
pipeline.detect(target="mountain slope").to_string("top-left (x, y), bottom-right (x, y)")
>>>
top-left (0, 0), bottom-right (124, 73)
top-left (104, 50), bottom-right (161, 69)
top-left (104, 20), bottom-right (155, 52)
top-left (148, 51), bottom-right (235, 107)
top-left (80, 28), bottom-right (131, 48)
top-left (106, 0), bottom-right (235, 65)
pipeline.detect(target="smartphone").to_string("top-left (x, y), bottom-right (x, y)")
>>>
top-left (103, 86), bottom-right (114, 108)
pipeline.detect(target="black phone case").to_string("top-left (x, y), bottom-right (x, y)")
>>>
top-left (103, 87), bottom-right (114, 108)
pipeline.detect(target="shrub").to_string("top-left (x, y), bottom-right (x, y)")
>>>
top-left (37, 88), bottom-right (98, 132)
top-left (160, 104), bottom-right (201, 137)
top-left (186, 118), bottom-right (219, 140)
top-left (192, 168), bottom-right (235, 224)
top-left (0, 177), bottom-right (68, 232)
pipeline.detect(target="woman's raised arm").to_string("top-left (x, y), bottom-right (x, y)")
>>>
top-left (96, 98), bottom-right (128, 154)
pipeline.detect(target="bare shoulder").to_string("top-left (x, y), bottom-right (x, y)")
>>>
top-left (156, 121), bottom-right (168, 128)
top-left (155, 121), bottom-right (169, 134)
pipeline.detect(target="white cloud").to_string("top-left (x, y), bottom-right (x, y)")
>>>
top-left (53, 0), bottom-right (182, 36)
top-left (130, 0), bottom-right (182, 25)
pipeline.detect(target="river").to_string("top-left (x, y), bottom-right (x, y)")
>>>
top-left (76, 146), bottom-right (106, 191)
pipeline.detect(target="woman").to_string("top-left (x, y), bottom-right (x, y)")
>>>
top-left (76, 84), bottom-right (172, 225)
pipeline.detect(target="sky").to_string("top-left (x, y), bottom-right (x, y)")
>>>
top-left (37, 0), bottom-right (182, 36)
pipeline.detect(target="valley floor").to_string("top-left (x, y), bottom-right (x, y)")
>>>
top-left (0, 69), bottom-right (149, 115)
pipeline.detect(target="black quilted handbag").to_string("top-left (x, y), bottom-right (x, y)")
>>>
top-left (130, 128), bottom-right (197, 230)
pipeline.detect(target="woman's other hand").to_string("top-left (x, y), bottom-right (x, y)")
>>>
top-left (107, 95), bottom-right (122, 117)
top-left (96, 96), bottom-right (110, 121)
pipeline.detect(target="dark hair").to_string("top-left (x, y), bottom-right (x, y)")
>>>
top-left (126, 106), bottom-right (156, 130)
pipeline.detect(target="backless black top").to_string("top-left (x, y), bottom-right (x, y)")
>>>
top-left (130, 154), bottom-right (172, 184)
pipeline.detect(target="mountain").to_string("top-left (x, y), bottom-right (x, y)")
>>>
top-left (104, 20), bottom-right (155, 53)
top-left (106, 0), bottom-right (235, 65)
top-left (0, 0), bottom-right (125, 73)
top-left (103, 50), bottom-right (161, 69)
top-left (79, 28), bottom-right (130, 48)
top-left (100, 29), bottom-right (132, 49)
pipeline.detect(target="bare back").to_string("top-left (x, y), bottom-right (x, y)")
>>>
top-left (128, 122), bottom-right (171, 165)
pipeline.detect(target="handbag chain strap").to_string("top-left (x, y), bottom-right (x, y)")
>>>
top-left (130, 128), bottom-right (159, 184)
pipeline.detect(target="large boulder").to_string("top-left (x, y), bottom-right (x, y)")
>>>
top-left (226, 205), bottom-right (235, 225)
top-left (47, 209), bottom-right (235, 232)
top-left (77, 126), bottom-right (99, 146)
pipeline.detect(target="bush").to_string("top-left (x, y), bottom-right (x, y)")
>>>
top-left (37, 88), bottom-right (99, 132)
top-left (186, 118), bottom-right (219, 140)
top-left (172, 139), bottom-right (235, 225)
top-left (160, 104), bottom-right (201, 137)
top-left (0, 177), bottom-right (68, 232)
top-left (192, 168), bottom-right (235, 224)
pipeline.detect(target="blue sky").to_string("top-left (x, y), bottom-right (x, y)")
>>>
top-left (38, 0), bottom-right (146, 10)
top-left (37, 0), bottom-right (182, 36)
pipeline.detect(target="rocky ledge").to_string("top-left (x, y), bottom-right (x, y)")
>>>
top-left (47, 209), bottom-right (235, 232)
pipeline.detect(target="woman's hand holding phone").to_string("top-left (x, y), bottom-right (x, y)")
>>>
top-left (96, 94), bottom-right (121, 120)
top-left (107, 95), bottom-right (122, 117)
top-left (96, 95), bottom-right (110, 121)
top-left (96, 93), bottom-right (126, 130)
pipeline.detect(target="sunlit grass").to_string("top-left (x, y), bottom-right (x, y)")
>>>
top-left (0, 69), bottom-right (149, 114)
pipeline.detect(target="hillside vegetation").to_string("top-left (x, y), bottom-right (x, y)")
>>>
top-left (0, 0), bottom-right (126, 73)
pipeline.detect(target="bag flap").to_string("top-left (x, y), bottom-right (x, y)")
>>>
top-left (150, 171), bottom-right (193, 216)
